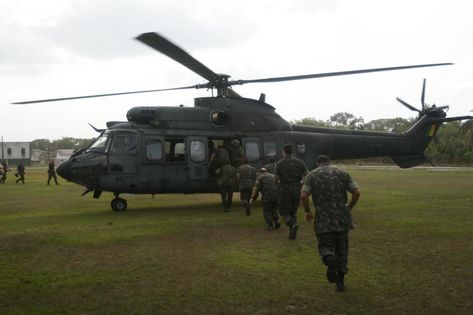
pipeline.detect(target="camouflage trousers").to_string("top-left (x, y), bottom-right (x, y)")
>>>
top-left (219, 185), bottom-right (234, 210)
top-left (278, 183), bottom-right (301, 227)
top-left (262, 200), bottom-right (279, 225)
top-left (48, 172), bottom-right (58, 185)
top-left (239, 189), bottom-right (252, 207)
top-left (316, 231), bottom-right (349, 274)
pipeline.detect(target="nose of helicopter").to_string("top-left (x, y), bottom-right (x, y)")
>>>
top-left (56, 159), bottom-right (73, 181)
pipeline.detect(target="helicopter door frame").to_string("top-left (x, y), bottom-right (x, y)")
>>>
top-left (187, 136), bottom-right (209, 185)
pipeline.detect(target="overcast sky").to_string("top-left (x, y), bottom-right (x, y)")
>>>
top-left (1, 0), bottom-right (472, 141)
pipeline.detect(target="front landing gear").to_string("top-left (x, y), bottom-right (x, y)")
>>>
top-left (111, 195), bottom-right (127, 212)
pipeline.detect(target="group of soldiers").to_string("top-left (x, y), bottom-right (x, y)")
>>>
top-left (212, 143), bottom-right (308, 237)
top-left (0, 160), bottom-right (59, 185)
top-left (212, 142), bottom-right (361, 292)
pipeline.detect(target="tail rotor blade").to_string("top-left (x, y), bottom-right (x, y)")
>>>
top-left (396, 97), bottom-right (421, 113)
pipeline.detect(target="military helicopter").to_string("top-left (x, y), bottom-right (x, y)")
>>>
top-left (14, 32), bottom-right (472, 211)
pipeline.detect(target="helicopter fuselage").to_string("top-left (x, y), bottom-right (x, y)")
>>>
top-left (57, 96), bottom-right (446, 207)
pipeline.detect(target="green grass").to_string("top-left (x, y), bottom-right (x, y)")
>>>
top-left (0, 167), bottom-right (472, 314)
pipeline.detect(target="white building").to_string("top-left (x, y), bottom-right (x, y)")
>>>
top-left (56, 149), bottom-right (74, 164)
top-left (1, 141), bottom-right (31, 165)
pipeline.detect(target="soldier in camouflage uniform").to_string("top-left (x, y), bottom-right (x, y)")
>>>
top-left (237, 159), bottom-right (257, 216)
top-left (251, 168), bottom-right (280, 230)
top-left (263, 158), bottom-right (276, 174)
top-left (216, 163), bottom-right (238, 212)
top-left (210, 145), bottom-right (230, 176)
top-left (275, 144), bottom-right (308, 240)
top-left (301, 155), bottom-right (361, 292)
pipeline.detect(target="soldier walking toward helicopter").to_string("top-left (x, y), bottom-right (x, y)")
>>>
top-left (301, 155), bottom-right (361, 292)
top-left (275, 144), bottom-right (308, 240)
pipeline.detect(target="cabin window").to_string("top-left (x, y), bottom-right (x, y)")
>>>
top-left (263, 142), bottom-right (276, 157)
top-left (110, 135), bottom-right (137, 155)
top-left (297, 143), bottom-right (306, 155)
top-left (245, 142), bottom-right (260, 162)
top-left (21, 148), bottom-right (26, 156)
top-left (145, 140), bottom-right (163, 161)
top-left (165, 139), bottom-right (186, 162)
top-left (190, 140), bottom-right (206, 162)
top-left (87, 135), bottom-right (111, 153)
top-left (7, 148), bottom-right (12, 156)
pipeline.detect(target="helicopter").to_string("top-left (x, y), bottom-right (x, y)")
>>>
top-left (13, 32), bottom-right (472, 212)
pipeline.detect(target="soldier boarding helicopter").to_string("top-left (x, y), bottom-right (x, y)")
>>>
top-left (13, 32), bottom-right (472, 211)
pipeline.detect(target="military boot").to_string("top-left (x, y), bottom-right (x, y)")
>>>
top-left (245, 203), bottom-right (251, 216)
top-left (323, 255), bottom-right (337, 283)
top-left (288, 223), bottom-right (299, 240)
top-left (336, 272), bottom-right (346, 292)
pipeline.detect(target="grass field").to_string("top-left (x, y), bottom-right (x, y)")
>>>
top-left (0, 167), bottom-right (472, 314)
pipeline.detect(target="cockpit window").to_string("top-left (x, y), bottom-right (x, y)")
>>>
top-left (110, 135), bottom-right (137, 155)
top-left (87, 135), bottom-right (111, 152)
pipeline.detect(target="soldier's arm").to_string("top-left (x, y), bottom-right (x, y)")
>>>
top-left (347, 189), bottom-right (360, 210)
top-left (301, 179), bottom-right (314, 222)
top-left (346, 175), bottom-right (360, 209)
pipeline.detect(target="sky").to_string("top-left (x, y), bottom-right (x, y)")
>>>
top-left (1, 0), bottom-right (472, 141)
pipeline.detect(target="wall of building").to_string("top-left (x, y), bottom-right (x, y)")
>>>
top-left (1, 142), bottom-right (31, 166)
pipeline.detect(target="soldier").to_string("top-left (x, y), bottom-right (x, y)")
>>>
top-left (0, 163), bottom-right (3, 183)
top-left (0, 161), bottom-right (8, 183)
top-left (15, 162), bottom-right (26, 184)
top-left (301, 155), bottom-right (361, 292)
top-left (229, 139), bottom-right (244, 168)
top-left (250, 168), bottom-right (280, 230)
top-left (216, 163), bottom-right (238, 212)
top-left (237, 159), bottom-right (257, 216)
top-left (275, 144), bottom-right (308, 240)
top-left (210, 145), bottom-right (230, 176)
top-left (47, 160), bottom-right (59, 185)
top-left (263, 158), bottom-right (277, 174)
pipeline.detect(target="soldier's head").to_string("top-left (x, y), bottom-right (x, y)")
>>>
top-left (259, 167), bottom-right (267, 174)
top-left (282, 144), bottom-right (293, 157)
top-left (316, 155), bottom-right (330, 167)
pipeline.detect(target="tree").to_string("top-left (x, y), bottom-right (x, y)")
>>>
top-left (363, 117), bottom-right (414, 133)
top-left (292, 117), bottom-right (331, 127)
top-left (329, 112), bottom-right (364, 129)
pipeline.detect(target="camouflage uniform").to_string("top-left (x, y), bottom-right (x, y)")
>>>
top-left (216, 164), bottom-right (237, 211)
top-left (275, 156), bottom-right (308, 228)
top-left (15, 163), bottom-right (25, 184)
top-left (0, 162), bottom-right (7, 183)
top-left (237, 163), bottom-right (257, 214)
top-left (47, 161), bottom-right (59, 185)
top-left (263, 161), bottom-right (276, 174)
top-left (230, 140), bottom-right (244, 168)
top-left (210, 146), bottom-right (230, 176)
top-left (253, 172), bottom-right (280, 228)
top-left (301, 165), bottom-right (359, 274)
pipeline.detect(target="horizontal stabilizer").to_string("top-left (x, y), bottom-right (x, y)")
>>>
top-left (391, 154), bottom-right (429, 168)
top-left (431, 116), bottom-right (473, 123)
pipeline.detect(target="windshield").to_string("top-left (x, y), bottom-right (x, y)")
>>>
top-left (86, 134), bottom-right (111, 153)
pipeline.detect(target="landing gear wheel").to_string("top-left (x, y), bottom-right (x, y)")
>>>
top-left (111, 197), bottom-right (127, 212)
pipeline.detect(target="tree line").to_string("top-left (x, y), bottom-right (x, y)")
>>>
top-left (293, 112), bottom-right (473, 165)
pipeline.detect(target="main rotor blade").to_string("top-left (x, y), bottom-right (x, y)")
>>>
top-left (136, 32), bottom-right (220, 84)
top-left (230, 63), bottom-right (453, 85)
top-left (11, 85), bottom-right (200, 104)
top-left (396, 97), bottom-right (421, 112)
top-left (421, 78), bottom-right (426, 110)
